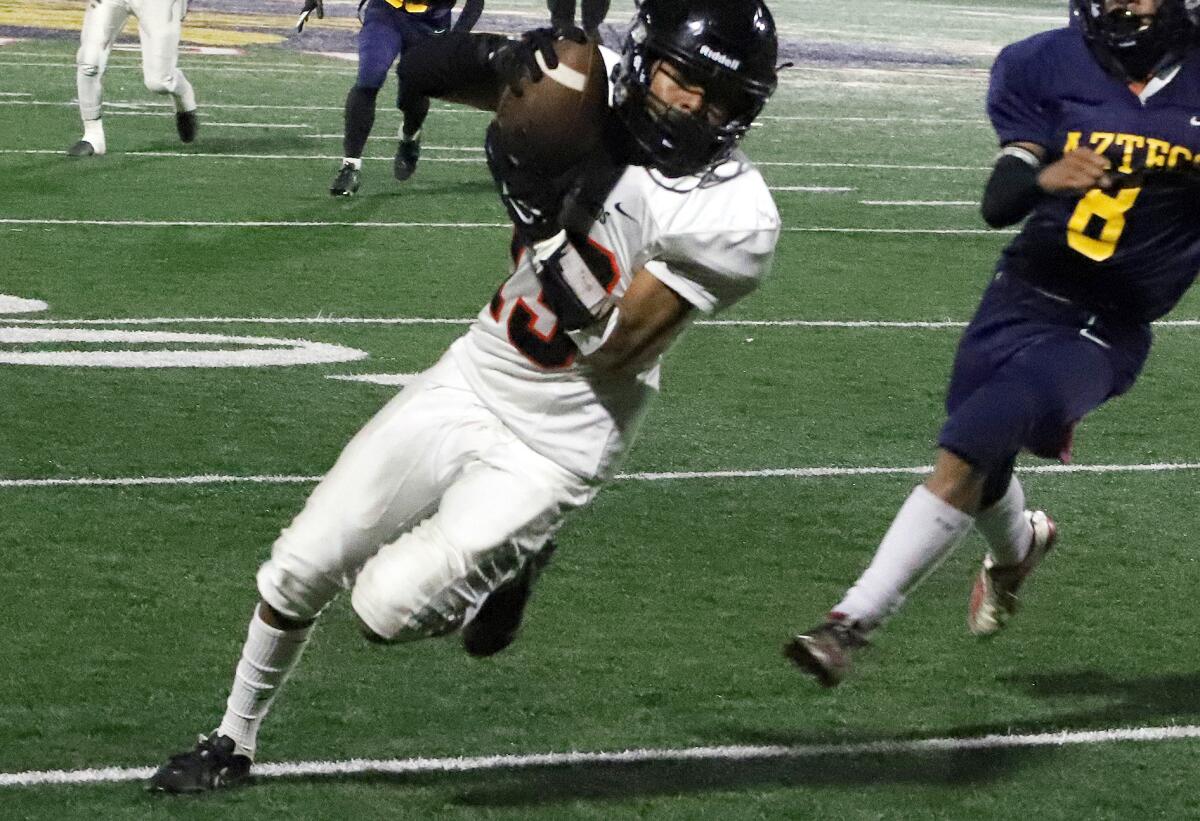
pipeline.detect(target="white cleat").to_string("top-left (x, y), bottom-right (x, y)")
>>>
top-left (968, 510), bottom-right (1057, 637)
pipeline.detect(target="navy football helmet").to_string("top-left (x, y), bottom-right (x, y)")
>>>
top-left (1071, 0), bottom-right (1198, 80)
top-left (613, 0), bottom-right (778, 178)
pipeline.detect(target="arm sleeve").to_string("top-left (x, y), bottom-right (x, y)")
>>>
top-left (980, 148), bottom-right (1044, 228)
top-left (451, 0), bottom-right (484, 33)
top-left (986, 41), bottom-right (1054, 148)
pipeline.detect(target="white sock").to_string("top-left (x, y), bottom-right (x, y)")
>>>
top-left (973, 476), bottom-right (1033, 566)
top-left (217, 605), bottom-right (312, 760)
top-left (171, 70), bottom-right (197, 113)
top-left (342, 156), bottom-right (363, 170)
top-left (833, 485), bottom-right (974, 630)
top-left (82, 118), bottom-right (106, 154)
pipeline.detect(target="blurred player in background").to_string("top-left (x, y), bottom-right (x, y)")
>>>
top-left (297, 0), bottom-right (484, 196)
top-left (548, 0), bottom-right (610, 39)
top-left (69, 0), bottom-right (199, 156)
top-left (786, 0), bottom-right (1200, 687)
top-left (147, 0), bottom-right (781, 792)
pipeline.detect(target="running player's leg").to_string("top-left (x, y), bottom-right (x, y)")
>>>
top-left (134, 0), bottom-right (197, 128)
top-left (72, 0), bottom-right (131, 155)
top-left (392, 12), bottom-right (444, 181)
top-left (351, 418), bottom-right (591, 644)
top-left (332, 0), bottom-right (402, 194)
top-left (580, 0), bottom-right (610, 38)
top-left (148, 356), bottom-right (500, 793)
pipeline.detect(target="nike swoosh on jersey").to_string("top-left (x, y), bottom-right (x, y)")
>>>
top-left (613, 201), bottom-right (636, 220)
top-left (1191, 116), bottom-right (1200, 126)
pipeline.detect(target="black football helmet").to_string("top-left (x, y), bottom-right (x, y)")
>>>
top-left (1071, 0), bottom-right (1198, 80)
top-left (613, 0), bottom-right (778, 178)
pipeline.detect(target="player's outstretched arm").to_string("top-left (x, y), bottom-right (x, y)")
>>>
top-left (397, 27), bottom-right (581, 111)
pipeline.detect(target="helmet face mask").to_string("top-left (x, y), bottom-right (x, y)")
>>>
top-left (614, 0), bottom-right (778, 179)
top-left (1072, 0), bottom-right (1197, 80)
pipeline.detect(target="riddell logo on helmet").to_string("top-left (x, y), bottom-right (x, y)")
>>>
top-left (699, 44), bottom-right (741, 70)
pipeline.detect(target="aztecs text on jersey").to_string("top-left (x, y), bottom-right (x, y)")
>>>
top-left (449, 155), bottom-right (780, 481)
top-left (988, 27), bottom-right (1200, 322)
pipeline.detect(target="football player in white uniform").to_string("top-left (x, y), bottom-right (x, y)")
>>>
top-left (147, 0), bottom-right (780, 793)
top-left (70, 0), bottom-right (199, 156)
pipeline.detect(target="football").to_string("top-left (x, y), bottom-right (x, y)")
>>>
top-left (493, 38), bottom-right (610, 175)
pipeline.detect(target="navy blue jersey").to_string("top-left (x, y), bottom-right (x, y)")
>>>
top-left (374, 0), bottom-right (456, 23)
top-left (989, 28), bottom-right (1200, 322)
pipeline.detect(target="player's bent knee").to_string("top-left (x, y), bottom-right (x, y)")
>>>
top-left (255, 558), bottom-right (336, 624)
top-left (78, 63), bottom-right (101, 77)
top-left (259, 600), bottom-right (315, 631)
top-left (144, 76), bottom-right (175, 95)
top-left (356, 612), bottom-right (396, 644)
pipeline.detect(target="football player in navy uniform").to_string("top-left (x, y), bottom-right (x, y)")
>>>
top-left (547, 0), bottom-right (610, 40)
top-left (146, 0), bottom-right (781, 792)
top-left (786, 0), bottom-right (1200, 687)
top-left (304, 0), bottom-right (485, 196)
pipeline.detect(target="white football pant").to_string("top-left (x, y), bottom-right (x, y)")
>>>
top-left (76, 0), bottom-right (195, 121)
top-left (257, 352), bottom-right (597, 642)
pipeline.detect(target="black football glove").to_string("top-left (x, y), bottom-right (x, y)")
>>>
top-left (485, 121), bottom-right (572, 245)
top-left (296, 0), bottom-right (323, 32)
top-left (486, 26), bottom-right (587, 97)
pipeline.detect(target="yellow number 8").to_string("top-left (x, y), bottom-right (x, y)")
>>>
top-left (1065, 187), bottom-right (1141, 262)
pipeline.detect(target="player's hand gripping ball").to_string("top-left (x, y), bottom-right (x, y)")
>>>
top-left (493, 35), bottom-right (609, 176)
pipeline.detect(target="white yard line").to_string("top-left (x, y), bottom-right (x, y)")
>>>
top-left (3, 723), bottom-right (1200, 788)
top-left (5, 462), bottom-right (1200, 489)
top-left (8, 317), bottom-right (1200, 328)
top-left (0, 218), bottom-right (1007, 234)
top-left (0, 149), bottom-right (991, 171)
top-left (860, 200), bottom-right (977, 206)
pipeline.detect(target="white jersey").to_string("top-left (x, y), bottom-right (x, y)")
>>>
top-left (450, 51), bottom-right (781, 481)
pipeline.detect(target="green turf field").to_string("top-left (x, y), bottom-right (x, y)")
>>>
top-left (4, 1), bottom-right (1200, 818)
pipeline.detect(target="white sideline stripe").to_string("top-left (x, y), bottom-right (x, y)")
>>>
top-left (326, 372), bottom-right (415, 386)
top-left (0, 218), bottom-right (1008, 235)
top-left (861, 200), bottom-right (977, 206)
top-left (7, 317), bottom-right (1200, 329)
top-left (775, 186), bottom-right (856, 192)
top-left (0, 60), bottom-right (353, 76)
top-left (0, 99), bottom-right (482, 114)
top-left (0, 149), bottom-right (989, 172)
top-left (4, 723), bottom-right (1200, 788)
top-left (0, 149), bottom-right (484, 163)
top-left (0, 218), bottom-right (508, 228)
top-left (761, 115), bottom-right (984, 124)
top-left (0, 95), bottom-right (989, 124)
top-left (6, 463), bottom-right (1200, 489)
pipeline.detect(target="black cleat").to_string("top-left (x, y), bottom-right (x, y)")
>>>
top-left (393, 137), bottom-right (420, 181)
top-left (175, 109), bottom-right (198, 144)
top-left (146, 732), bottom-right (251, 794)
top-left (463, 542), bottom-right (555, 657)
top-left (330, 162), bottom-right (361, 196)
top-left (783, 618), bottom-right (869, 688)
top-left (67, 139), bottom-right (98, 157)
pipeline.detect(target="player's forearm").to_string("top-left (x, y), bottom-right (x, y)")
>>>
top-left (980, 145), bottom-right (1044, 228)
top-left (580, 270), bottom-right (691, 373)
top-left (396, 31), bottom-right (504, 111)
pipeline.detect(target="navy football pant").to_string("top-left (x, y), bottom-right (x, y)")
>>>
top-left (345, 0), bottom-right (448, 156)
top-left (938, 273), bottom-right (1151, 501)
